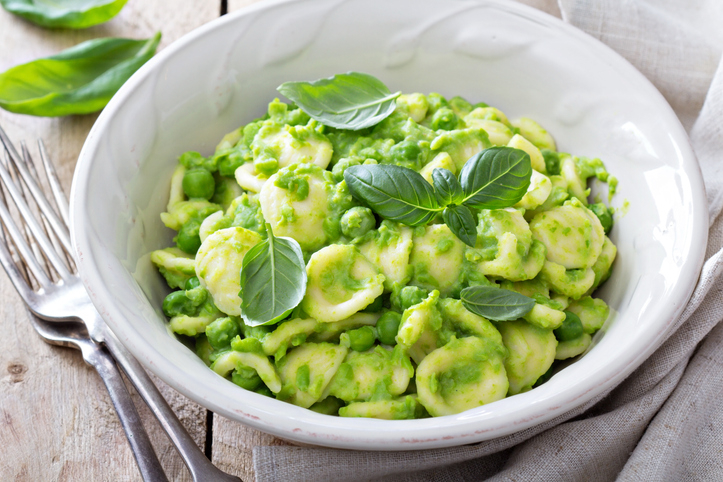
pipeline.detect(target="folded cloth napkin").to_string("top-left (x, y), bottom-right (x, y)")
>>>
top-left (253, 1), bottom-right (723, 480)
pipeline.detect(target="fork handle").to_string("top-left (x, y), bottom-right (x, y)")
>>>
top-left (81, 340), bottom-right (170, 482)
top-left (99, 326), bottom-right (241, 482)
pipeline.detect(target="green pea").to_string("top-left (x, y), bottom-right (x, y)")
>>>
top-left (179, 151), bottom-right (216, 171)
top-left (589, 203), bottom-right (613, 234)
top-left (399, 286), bottom-right (428, 310)
top-left (242, 324), bottom-right (272, 340)
top-left (533, 363), bottom-right (557, 388)
top-left (184, 285), bottom-right (207, 306)
top-left (182, 167), bottom-right (216, 200)
top-left (390, 140), bottom-right (421, 165)
top-left (232, 366), bottom-right (261, 390)
top-left (554, 311), bottom-right (584, 342)
top-left (345, 326), bottom-right (376, 352)
top-left (194, 334), bottom-right (213, 366)
top-left (426, 93), bottom-right (449, 114)
top-left (162, 290), bottom-right (195, 318)
top-left (216, 148), bottom-right (245, 177)
top-left (363, 294), bottom-right (384, 313)
top-left (255, 385), bottom-right (274, 398)
top-left (175, 219), bottom-right (202, 254)
top-left (309, 396), bottom-right (344, 415)
top-left (376, 311), bottom-right (402, 346)
top-left (541, 149), bottom-right (560, 175)
top-left (206, 317), bottom-right (241, 349)
top-left (184, 276), bottom-right (201, 291)
top-left (448, 96), bottom-right (473, 116)
top-left (430, 107), bottom-right (458, 131)
top-left (341, 206), bottom-right (376, 238)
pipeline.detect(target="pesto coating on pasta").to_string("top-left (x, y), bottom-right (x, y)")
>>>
top-left (151, 89), bottom-right (618, 419)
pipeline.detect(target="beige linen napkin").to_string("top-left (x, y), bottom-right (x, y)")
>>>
top-left (253, 1), bottom-right (723, 480)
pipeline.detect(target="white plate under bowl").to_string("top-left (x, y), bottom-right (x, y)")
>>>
top-left (70, 0), bottom-right (707, 450)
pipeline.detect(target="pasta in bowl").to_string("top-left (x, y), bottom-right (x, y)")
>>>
top-left (150, 77), bottom-right (618, 419)
top-left (70, 0), bottom-right (706, 449)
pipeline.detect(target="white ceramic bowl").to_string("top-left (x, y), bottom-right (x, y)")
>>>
top-left (70, 0), bottom-right (707, 450)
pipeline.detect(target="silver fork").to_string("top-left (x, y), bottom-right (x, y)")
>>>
top-left (0, 126), bottom-right (241, 482)
top-left (0, 146), bottom-right (167, 481)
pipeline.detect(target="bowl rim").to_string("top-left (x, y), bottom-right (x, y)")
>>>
top-left (69, 0), bottom-right (708, 450)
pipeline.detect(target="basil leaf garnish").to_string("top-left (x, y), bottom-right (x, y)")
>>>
top-left (459, 147), bottom-right (532, 209)
top-left (0, 33), bottom-right (160, 117)
top-left (343, 146), bottom-right (532, 246)
top-left (239, 224), bottom-right (307, 327)
top-left (344, 164), bottom-right (442, 226)
top-left (432, 168), bottom-right (464, 206)
top-left (277, 72), bottom-right (401, 130)
top-left (460, 286), bottom-right (536, 321)
top-left (442, 205), bottom-right (477, 247)
top-left (0, 0), bottom-right (128, 29)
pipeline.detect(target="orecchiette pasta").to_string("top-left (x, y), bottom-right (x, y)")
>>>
top-left (152, 90), bottom-right (618, 420)
top-left (302, 244), bottom-right (385, 323)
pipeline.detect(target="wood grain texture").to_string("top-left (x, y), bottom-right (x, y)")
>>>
top-left (0, 1), bottom-right (219, 480)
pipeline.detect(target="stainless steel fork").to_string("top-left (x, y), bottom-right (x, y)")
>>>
top-left (0, 144), bottom-right (167, 481)
top-left (0, 125), bottom-right (241, 482)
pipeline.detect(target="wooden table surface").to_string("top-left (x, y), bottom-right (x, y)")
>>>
top-left (0, 0), bottom-right (564, 480)
top-left (0, 1), bottom-right (289, 480)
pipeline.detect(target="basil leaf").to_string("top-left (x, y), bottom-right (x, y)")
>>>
top-left (0, 0), bottom-right (128, 29)
top-left (277, 72), bottom-right (401, 130)
top-left (442, 205), bottom-right (477, 247)
top-left (239, 224), bottom-right (307, 327)
top-left (344, 164), bottom-right (442, 226)
top-left (459, 147), bottom-right (532, 209)
top-left (0, 33), bottom-right (160, 117)
top-left (460, 286), bottom-right (536, 321)
top-left (432, 168), bottom-right (464, 206)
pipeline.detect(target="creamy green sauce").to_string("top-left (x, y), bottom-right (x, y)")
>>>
top-left (152, 91), bottom-right (618, 419)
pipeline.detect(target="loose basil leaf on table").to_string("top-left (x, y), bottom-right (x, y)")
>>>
top-left (277, 72), bottom-right (401, 130)
top-left (239, 224), bottom-right (307, 327)
top-left (459, 147), bottom-right (532, 209)
top-left (460, 286), bottom-right (536, 321)
top-left (442, 205), bottom-right (477, 247)
top-left (0, 32), bottom-right (160, 116)
top-left (432, 167), bottom-right (464, 206)
top-left (344, 164), bottom-right (442, 226)
top-left (0, 0), bottom-right (129, 29)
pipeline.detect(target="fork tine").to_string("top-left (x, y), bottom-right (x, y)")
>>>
top-left (0, 125), bottom-right (72, 255)
top-left (0, 227), bottom-right (45, 303)
top-left (0, 148), bottom-right (72, 281)
top-left (37, 139), bottom-right (70, 227)
top-left (0, 157), bottom-right (52, 289)
top-left (0, 158), bottom-right (32, 287)
top-left (26, 142), bottom-right (75, 272)
top-left (19, 143), bottom-right (57, 278)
